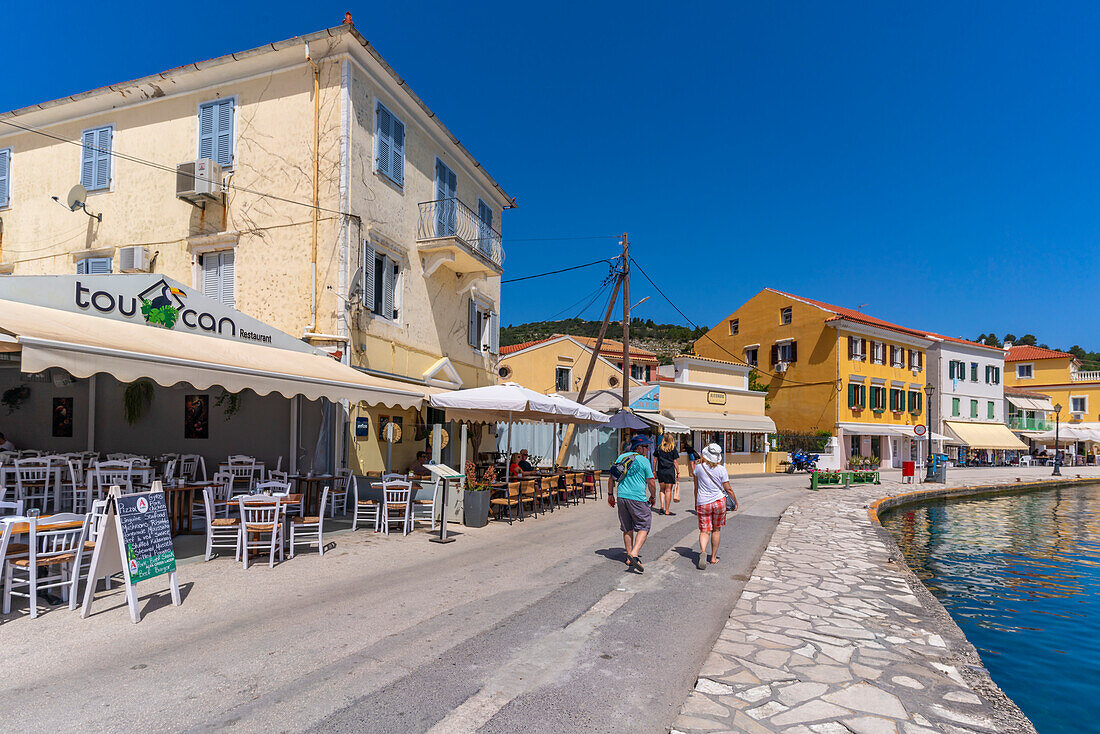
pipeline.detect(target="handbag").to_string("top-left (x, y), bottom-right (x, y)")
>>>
top-left (723, 487), bottom-right (737, 512)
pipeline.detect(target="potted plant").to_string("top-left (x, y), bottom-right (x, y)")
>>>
top-left (847, 455), bottom-right (863, 470)
top-left (867, 454), bottom-right (880, 470)
top-left (463, 461), bottom-right (494, 528)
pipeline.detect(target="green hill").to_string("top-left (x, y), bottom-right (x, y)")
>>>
top-left (501, 318), bottom-right (708, 364)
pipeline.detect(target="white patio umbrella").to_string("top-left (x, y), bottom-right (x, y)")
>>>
top-left (429, 382), bottom-right (610, 484)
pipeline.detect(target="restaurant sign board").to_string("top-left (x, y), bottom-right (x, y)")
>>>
top-left (707, 391), bottom-right (727, 405)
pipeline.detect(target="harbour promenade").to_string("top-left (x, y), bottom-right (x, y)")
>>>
top-left (673, 465), bottom-right (1100, 734)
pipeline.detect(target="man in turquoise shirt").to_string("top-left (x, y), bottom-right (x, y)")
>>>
top-left (608, 434), bottom-right (657, 573)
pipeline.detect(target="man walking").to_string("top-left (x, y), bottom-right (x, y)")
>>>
top-left (608, 435), bottom-right (657, 573)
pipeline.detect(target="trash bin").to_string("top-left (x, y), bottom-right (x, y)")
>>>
top-left (902, 461), bottom-right (915, 483)
top-left (929, 453), bottom-right (948, 483)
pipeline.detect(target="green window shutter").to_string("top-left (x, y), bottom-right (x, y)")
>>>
top-left (848, 383), bottom-right (855, 408)
top-left (948, 362), bottom-right (955, 380)
top-left (952, 398), bottom-right (960, 416)
top-left (988, 401), bottom-right (995, 419)
top-left (859, 385), bottom-right (866, 408)
top-left (970, 400), bottom-right (978, 418)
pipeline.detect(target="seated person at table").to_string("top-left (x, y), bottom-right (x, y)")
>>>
top-left (410, 451), bottom-right (432, 477)
top-left (508, 453), bottom-right (523, 478)
top-left (0, 432), bottom-right (13, 451)
top-left (518, 449), bottom-right (536, 474)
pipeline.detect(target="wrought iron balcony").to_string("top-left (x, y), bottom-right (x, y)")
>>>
top-left (416, 198), bottom-right (504, 276)
top-left (1008, 416), bottom-right (1052, 432)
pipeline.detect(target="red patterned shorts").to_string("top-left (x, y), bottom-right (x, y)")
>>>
top-left (697, 498), bottom-right (726, 532)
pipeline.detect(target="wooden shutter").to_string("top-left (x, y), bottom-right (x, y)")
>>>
top-left (848, 336), bottom-right (856, 359)
top-left (88, 257), bottom-right (111, 274)
top-left (376, 103), bottom-right (392, 180)
top-left (93, 126), bottom-right (112, 190)
top-left (789, 341), bottom-right (797, 362)
top-left (391, 114), bottom-right (405, 185)
top-left (220, 251), bottom-right (235, 307)
top-left (948, 361), bottom-right (955, 380)
top-left (382, 255), bottom-right (394, 319)
top-left (199, 103), bottom-right (215, 161)
top-left (202, 253), bottom-right (221, 303)
top-left (848, 384), bottom-right (856, 408)
top-left (0, 149), bottom-right (9, 208)
top-left (770, 344), bottom-right (779, 366)
top-left (859, 339), bottom-right (866, 360)
top-left (362, 239), bottom-right (375, 315)
top-left (80, 129), bottom-right (96, 190)
top-left (489, 311), bottom-right (499, 354)
top-left (76, 259), bottom-right (87, 275)
top-left (200, 100), bottom-right (233, 167)
top-left (468, 299), bottom-right (478, 348)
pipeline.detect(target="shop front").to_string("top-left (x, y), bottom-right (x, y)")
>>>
top-left (0, 275), bottom-right (425, 471)
top-left (943, 421), bottom-right (1028, 466)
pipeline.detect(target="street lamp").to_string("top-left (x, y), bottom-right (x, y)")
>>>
top-left (1053, 403), bottom-right (1062, 476)
top-left (924, 382), bottom-right (936, 482)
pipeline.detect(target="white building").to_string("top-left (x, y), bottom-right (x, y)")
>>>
top-left (924, 334), bottom-right (1027, 464)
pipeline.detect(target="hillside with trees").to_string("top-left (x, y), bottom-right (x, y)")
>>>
top-left (501, 318), bottom-right (708, 363)
top-left (973, 332), bottom-right (1100, 369)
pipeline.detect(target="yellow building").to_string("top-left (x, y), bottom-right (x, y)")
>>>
top-left (1004, 346), bottom-right (1100, 425)
top-left (497, 334), bottom-right (653, 394)
top-left (695, 289), bottom-right (931, 467)
top-left (0, 21), bottom-right (513, 473)
top-left (651, 355), bottom-right (774, 476)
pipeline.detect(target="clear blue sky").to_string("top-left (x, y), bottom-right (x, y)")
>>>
top-left (5, 2), bottom-right (1099, 348)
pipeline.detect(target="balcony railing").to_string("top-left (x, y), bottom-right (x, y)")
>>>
top-left (417, 198), bottom-right (504, 269)
top-left (1008, 416), bottom-right (1053, 432)
top-left (1071, 370), bottom-right (1100, 382)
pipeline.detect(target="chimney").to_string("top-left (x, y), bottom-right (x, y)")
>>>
top-left (1003, 340), bottom-right (1013, 350)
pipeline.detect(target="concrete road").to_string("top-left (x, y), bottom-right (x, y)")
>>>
top-left (0, 475), bottom-right (806, 733)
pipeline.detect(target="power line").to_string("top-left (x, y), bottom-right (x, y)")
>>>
top-left (502, 235), bottom-right (623, 243)
top-left (501, 257), bottom-right (618, 284)
top-left (0, 117), bottom-right (352, 218)
top-left (631, 257), bottom-right (832, 388)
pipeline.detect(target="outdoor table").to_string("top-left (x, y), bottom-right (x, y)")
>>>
top-left (289, 475), bottom-right (336, 515)
top-left (2, 515), bottom-right (84, 535)
top-left (160, 483), bottom-right (216, 535)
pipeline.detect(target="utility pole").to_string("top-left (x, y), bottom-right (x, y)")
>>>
top-left (553, 265), bottom-right (624, 467)
top-left (621, 233), bottom-right (631, 409)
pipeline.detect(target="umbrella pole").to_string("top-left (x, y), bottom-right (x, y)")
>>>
top-left (506, 413), bottom-right (520, 520)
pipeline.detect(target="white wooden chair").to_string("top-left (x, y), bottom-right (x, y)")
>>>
top-left (3, 513), bottom-right (89, 618)
top-left (329, 469), bottom-right (352, 517)
top-left (225, 457), bottom-right (258, 495)
top-left (256, 481), bottom-right (298, 516)
top-left (203, 488), bottom-right (241, 561)
top-left (382, 480), bottom-right (412, 537)
top-left (0, 499), bottom-right (25, 518)
top-left (162, 459), bottom-right (178, 485)
top-left (410, 477), bottom-right (439, 532)
top-left (352, 475), bottom-right (381, 532)
top-left (75, 499), bottom-right (116, 594)
top-left (91, 461), bottom-right (134, 500)
top-left (238, 495), bottom-right (283, 569)
top-left (179, 454), bottom-right (207, 482)
top-left (290, 486), bottom-right (329, 558)
top-left (63, 458), bottom-right (90, 513)
top-left (14, 458), bottom-right (51, 513)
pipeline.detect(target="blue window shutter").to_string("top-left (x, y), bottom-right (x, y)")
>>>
top-left (468, 298), bottom-right (478, 348)
top-left (199, 103), bottom-right (215, 161)
top-left (391, 115), bottom-right (404, 185)
top-left (381, 255), bottom-right (394, 319)
top-left (216, 100), bottom-right (233, 167)
top-left (81, 257), bottom-right (111, 274)
top-left (376, 103), bottom-right (392, 180)
top-left (77, 259), bottom-right (87, 275)
top-left (362, 239), bottom-right (375, 315)
top-left (94, 126), bottom-right (112, 190)
top-left (81, 130), bottom-right (96, 189)
top-left (0, 149), bottom-right (9, 208)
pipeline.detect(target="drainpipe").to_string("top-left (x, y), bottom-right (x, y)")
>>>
top-left (305, 43), bottom-right (320, 337)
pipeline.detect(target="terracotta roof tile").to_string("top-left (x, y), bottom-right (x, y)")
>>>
top-left (766, 289), bottom-right (930, 339)
top-left (1004, 345), bottom-right (1075, 362)
top-left (1004, 386), bottom-right (1053, 398)
top-left (499, 334), bottom-right (658, 362)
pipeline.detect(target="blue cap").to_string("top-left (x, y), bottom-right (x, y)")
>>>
top-left (630, 434), bottom-right (652, 449)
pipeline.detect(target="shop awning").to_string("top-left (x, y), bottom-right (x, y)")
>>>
top-left (636, 412), bottom-right (691, 434)
top-left (944, 421), bottom-right (1028, 450)
top-left (837, 422), bottom-right (949, 441)
top-left (0, 299), bottom-right (425, 409)
top-left (1008, 395), bottom-right (1056, 412)
top-left (666, 410), bottom-right (776, 433)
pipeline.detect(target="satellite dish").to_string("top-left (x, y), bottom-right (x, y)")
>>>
top-left (66, 184), bottom-right (88, 212)
top-left (348, 268), bottom-right (363, 306)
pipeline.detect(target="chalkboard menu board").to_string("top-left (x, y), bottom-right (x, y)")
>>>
top-left (116, 491), bottom-right (176, 583)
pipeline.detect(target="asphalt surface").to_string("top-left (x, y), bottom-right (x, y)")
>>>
top-left (0, 477), bottom-right (804, 733)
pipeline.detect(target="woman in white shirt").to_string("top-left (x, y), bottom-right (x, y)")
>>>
top-left (693, 443), bottom-right (737, 570)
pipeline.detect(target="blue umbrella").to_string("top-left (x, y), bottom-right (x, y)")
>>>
top-left (607, 410), bottom-right (649, 430)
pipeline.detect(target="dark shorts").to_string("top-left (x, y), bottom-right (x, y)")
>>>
top-left (617, 498), bottom-right (652, 533)
top-left (657, 469), bottom-right (677, 484)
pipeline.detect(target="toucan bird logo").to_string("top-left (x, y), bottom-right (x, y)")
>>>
top-left (137, 280), bottom-right (186, 329)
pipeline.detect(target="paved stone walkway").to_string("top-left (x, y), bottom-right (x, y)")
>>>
top-left (672, 467), bottom-right (1100, 734)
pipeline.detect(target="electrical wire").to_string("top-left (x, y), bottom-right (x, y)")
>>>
top-left (631, 256), bottom-right (834, 388)
top-left (501, 257), bottom-right (618, 284)
top-left (0, 117), bottom-right (352, 218)
top-left (502, 235), bottom-right (623, 243)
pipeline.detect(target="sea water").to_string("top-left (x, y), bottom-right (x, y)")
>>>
top-left (882, 484), bottom-right (1100, 734)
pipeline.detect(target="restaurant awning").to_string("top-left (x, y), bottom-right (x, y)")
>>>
top-left (836, 422), bottom-right (949, 441)
top-left (666, 410), bottom-right (776, 433)
top-left (0, 299), bottom-right (425, 409)
top-left (636, 412), bottom-right (691, 434)
top-left (1008, 395), bottom-right (1056, 412)
top-left (944, 421), bottom-right (1028, 450)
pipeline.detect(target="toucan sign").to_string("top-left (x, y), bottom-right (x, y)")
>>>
top-left (0, 274), bottom-right (320, 355)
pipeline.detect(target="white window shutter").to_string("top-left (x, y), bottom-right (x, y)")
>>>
top-left (221, 250), bottom-right (235, 308)
top-left (0, 149), bottom-right (10, 208)
top-left (382, 255), bottom-right (394, 320)
top-left (468, 298), bottom-right (477, 348)
top-left (362, 239), bottom-right (375, 315)
top-left (489, 311), bottom-right (499, 354)
top-left (202, 254), bottom-right (220, 303)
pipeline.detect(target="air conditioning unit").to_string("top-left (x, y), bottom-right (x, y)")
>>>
top-left (775, 362), bottom-right (788, 373)
top-left (912, 367), bottom-right (920, 376)
top-left (119, 246), bottom-right (151, 273)
top-left (1071, 412), bottom-right (1084, 420)
top-left (176, 158), bottom-right (223, 203)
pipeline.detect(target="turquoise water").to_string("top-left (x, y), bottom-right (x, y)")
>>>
top-left (882, 484), bottom-right (1100, 734)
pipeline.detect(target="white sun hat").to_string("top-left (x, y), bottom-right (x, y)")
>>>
top-left (701, 443), bottom-right (723, 463)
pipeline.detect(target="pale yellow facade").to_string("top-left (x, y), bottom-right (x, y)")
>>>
top-left (0, 24), bottom-right (513, 473)
top-left (498, 336), bottom-right (643, 394)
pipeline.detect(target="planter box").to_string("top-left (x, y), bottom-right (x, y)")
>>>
top-left (463, 490), bottom-right (490, 528)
